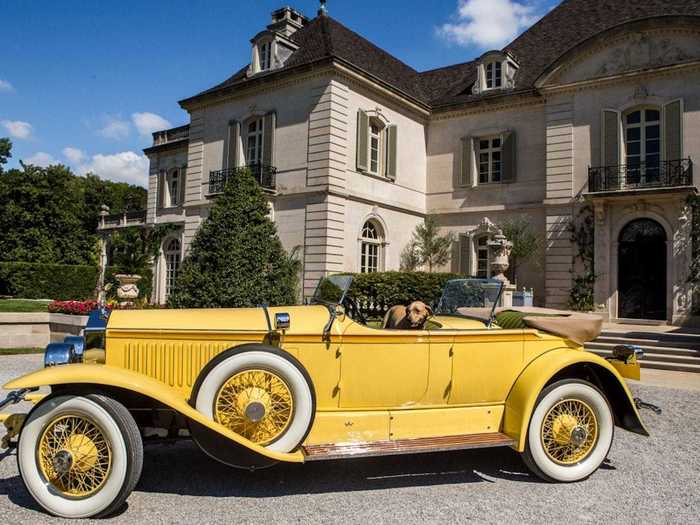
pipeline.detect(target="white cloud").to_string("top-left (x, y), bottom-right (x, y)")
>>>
top-left (62, 146), bottom-right (86, 164)
top-left (1, 120), bottom-right (33, 140)
top-left (131, 112), bottom-right (172, 137)
top-left (24, 152), bottom-right (56, 167)
top-left (77, 151), bottom-right (149, 187)
top-left (0, 80), bottom-right (14, 93)
top-left (98, 116), bottom-right (130, 140)
top-left (437, 0), bottom-right (544, 49)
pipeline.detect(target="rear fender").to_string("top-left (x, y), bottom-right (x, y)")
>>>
top-left (3, 365), bottom-right (304, 464)
top-left (504, 349), bottom-right (648, 451)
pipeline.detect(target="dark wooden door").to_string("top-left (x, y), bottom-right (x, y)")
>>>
top-left (618, 219), bottom-right (666, 320)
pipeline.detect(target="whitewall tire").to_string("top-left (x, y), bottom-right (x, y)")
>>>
top-left (521, 379), bottom-right (614, 482)
top-left (194, 346), bottom-right (315, 453)
top-left (17, 394), bottom-right (143, 519)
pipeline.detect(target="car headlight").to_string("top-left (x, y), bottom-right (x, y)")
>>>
top-left (44, 337), bottom-right (84, 368)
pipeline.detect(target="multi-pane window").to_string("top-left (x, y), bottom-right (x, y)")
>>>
top-left (360, 220), bottom-right (383, 273)
top-left (259, 42), bottom-right (272, 71)
top-left (164, 238), bottom-right (181, 298)
top-left (369, 122), bottom-right (381, 175)
top-left (167, 169), bottom-right (179, 207)
top-left (246, 118), bottom-right (264, 165)
top-left (486, 61), bottom-right (502, 89)
top-left (476, 236), bottom-right (490, 278)
top-left (625, 108), bottom-right (661, 184)
top-left (478, 137), bottom-right (502, 184)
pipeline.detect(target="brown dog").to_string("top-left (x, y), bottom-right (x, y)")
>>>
top-left (383, 301), bottom-right (433, 330)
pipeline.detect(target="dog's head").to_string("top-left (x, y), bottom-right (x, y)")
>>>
top-left (405, 301), bottom-right (433, 328)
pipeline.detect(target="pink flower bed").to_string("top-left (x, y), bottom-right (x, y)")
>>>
top-left (48, 300), bottom-right (105, 315)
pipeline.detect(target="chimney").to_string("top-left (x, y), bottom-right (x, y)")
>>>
top-left (268, 6), bottom-right (308, 37)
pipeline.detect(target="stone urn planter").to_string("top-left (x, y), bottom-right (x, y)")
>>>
top-left (115, 274), bottom-right (141, 306)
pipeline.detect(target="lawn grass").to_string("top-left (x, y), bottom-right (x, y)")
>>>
top-left (0, 347), bottom-right (44, 355)
top-left (0, 299), bottom-right (50, 313)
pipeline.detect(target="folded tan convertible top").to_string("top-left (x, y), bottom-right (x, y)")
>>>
top-left (456, 306), bottom-right (603, 345)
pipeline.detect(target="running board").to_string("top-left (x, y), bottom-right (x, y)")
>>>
top-left (303, 432), bottom-right (515, 461)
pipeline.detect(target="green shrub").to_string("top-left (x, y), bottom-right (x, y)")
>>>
top-left (0, 262), bottom-right (98, 300)
top-left (168, 169), bottom-right (298, 308)
top-left (345, 271), bottom-right (463, 319)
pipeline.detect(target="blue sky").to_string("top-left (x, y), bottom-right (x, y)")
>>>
top-left (0, 0), bottom-right (558, 187)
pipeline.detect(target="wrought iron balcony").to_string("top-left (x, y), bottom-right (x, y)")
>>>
top-left (588, 158), bottom-right (693, 193)
top-left (208, 164), bottom-right (277, 194)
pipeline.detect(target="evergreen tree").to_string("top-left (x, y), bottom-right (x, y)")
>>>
top-left (168, 169), bottom-right (298, 308)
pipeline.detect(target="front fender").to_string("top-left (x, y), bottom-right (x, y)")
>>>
top-left (3, 365), bottom-right (304, 464)
top-left (504, 349), bottom-right (648, 451)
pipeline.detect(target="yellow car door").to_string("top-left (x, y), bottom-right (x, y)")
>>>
top-left (338, 320), bottom-right (430, 409)
top-left (443, 327), bottom-right (525, 405)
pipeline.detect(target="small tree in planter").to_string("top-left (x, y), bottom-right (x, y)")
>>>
top-left (401, 217), bottom-right (455, 272)
top-left (498, 215), bottom-right (543, 286)
top-left (168, 169), bottom-right (297, 308)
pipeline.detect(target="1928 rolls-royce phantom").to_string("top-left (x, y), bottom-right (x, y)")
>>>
top-left (0, 276), bottom-right (648, 518)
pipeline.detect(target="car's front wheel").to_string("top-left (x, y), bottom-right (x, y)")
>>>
top-left (193, 345), bottom-right (315, 454)
top-left (17, 394), bottom-right (143, 519)
top-left (521, 379), bottom-right (614, 482)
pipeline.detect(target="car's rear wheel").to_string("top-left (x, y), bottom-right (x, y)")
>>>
top-left (521, 379), bottom-right (614, 482)
top-left (17, 394), bottom-right (143, 518)
top-left (193, 345), bottom-right (315, 454)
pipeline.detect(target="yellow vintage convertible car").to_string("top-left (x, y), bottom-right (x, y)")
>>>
top-left (0, 276), bottom-right (648, 518)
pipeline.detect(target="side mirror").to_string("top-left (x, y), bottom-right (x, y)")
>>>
top-left (275, 312), bottom-right (290, 331)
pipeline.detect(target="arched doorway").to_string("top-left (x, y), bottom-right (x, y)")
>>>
top-left (618, 218), bottom-right (666, 320)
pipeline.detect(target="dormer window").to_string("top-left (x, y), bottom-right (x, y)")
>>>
top-left (486, 61), bottom-right (502, 89)
top-left (259, 41), bottom-right (272, 71)
top-left (472, 51), bottom-right (518, 95)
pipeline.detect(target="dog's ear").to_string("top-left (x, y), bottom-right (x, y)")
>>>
top-left (405, 305), bottom-right (411, 316)
top-left (425, 304), bottom-right (434, 317)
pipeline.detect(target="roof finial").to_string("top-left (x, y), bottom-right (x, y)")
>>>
top-left (318, 0), bottom-right (328, 16)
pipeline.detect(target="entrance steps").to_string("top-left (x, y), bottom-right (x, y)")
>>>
top-left (585, 329), bottom-right (700, 373)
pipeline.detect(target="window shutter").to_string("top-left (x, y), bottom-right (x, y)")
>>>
top-left (385, 125), bottom-right (397, 180)
top-left (178, 165), bottom-right (187, 206)
top-left (601, 109), bottom-right (621, 166)
top-left (459, 136), bottom-right (473, 187)
top-left (263, 111), bottom-right (276, 167)
top-left (157, 169), bottom-right (165, 209)
top-left (664, 99), bottom-right (682, 161)
top-left (356, 109), bottom-right (369, 172)
top-left (458, 234), bottom-right (469, 274)
top-left (501, 130), bottom-right (517, 183)
top-left (226, 120), bottom-right (240, 169)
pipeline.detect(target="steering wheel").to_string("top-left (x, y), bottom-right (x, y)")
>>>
top-left (342, 295), bottom-right (368, 325)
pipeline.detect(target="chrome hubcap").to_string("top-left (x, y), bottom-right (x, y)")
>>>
top-left (244, 401), bottom-right (266, 422)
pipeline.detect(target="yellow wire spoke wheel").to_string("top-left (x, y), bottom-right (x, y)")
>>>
top-left (36, 414), bottom-right (112, 499)
top-left (214, 369), bottom-right (294, 446)
top-left (541, 399), bottom-right (598, 465)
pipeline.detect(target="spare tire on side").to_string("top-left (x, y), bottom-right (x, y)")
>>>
top-left (191, 344), bottom-right (316, 458)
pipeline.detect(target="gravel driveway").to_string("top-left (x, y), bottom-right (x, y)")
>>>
top-left (1, 354), bottom-right (698, 524)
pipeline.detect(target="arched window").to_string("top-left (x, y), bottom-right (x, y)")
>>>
top-left (624, 107), bottom-right (661, 184)
top-left (167, 168), bottom-right (180, 207)
top-left (360, 220), bottom-right (384, 273)
top-left (164, 238), bottom-right (181, 298)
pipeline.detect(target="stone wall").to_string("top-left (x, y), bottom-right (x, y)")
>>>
top-left (0, 313), bottom-right (87, 349)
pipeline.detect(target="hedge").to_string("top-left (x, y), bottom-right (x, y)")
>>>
top-left (345, 271), bottom-right (463, 320)
top-left (0, 262), bottom-right (153, 301)
top-left (0, 262), bottom-right (99, 300)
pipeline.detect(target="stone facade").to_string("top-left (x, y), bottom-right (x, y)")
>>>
top-left (122, 5), bottom-right (699, 325)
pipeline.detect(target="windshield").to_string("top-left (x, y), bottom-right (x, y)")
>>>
top-left (436, 278), bottom-right (504, 319)
top-left (311, 275), bottom-right (353, 305)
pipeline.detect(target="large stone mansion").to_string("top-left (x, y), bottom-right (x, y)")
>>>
top-left (100, 0), bottom-right (699, 325)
